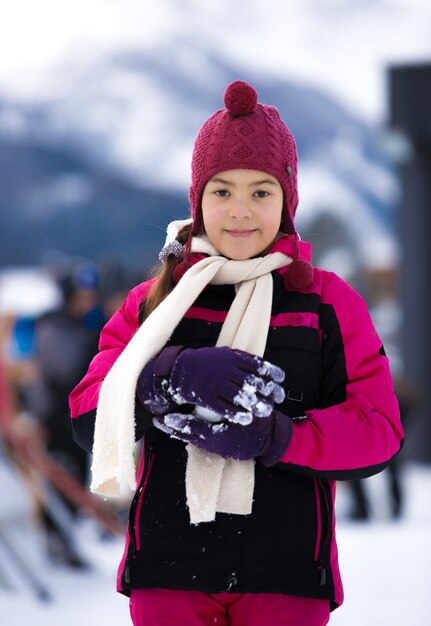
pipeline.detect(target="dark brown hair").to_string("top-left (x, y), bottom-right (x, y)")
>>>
top-left (139, 222), bottom-right (193, 323)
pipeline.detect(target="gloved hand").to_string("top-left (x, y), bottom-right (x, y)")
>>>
top-left (164, 346), bottom-right (285, 423)
top-left (136, 346), bottom-right (182, 415)
top-left (153, 409), bottom-right (293, 466)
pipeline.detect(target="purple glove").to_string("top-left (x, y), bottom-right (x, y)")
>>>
top-left (164, 346), bottom-right (285, 422)
top-left (153, 410), bottom-right (293, 466)
top-left (136, 346), bottom-right (185, 415)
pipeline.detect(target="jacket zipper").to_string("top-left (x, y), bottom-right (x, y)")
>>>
top-left (132, 449), bottom-right (155, 552)
top-left (124, 448), bottom-right (155, 586)
top-left (313, 478), bottom-right (331, 586)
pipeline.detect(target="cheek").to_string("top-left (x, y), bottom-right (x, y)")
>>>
top-left (202, 206), bottom-right (221, 232)
top-left (273, 208), bottom-right (284, 231)
top-left (265, 213), bottom-right (283, 237)
top-left (274, 216), bottom-right (283, 233)
top-left (202, 212), bottom-right (212, 234)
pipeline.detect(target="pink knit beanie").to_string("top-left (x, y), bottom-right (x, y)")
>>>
top-left (189, 80), bottom-right (299, 235)
top-left (185, 80), bottom-right (313, 289)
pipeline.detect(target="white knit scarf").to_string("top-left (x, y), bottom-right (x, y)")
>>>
top-left (91, 223), bottom-right (291, 523)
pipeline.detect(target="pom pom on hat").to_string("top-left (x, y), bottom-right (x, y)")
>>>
top-left (173, 260), bottom-right (193, 284)
top-left (284, 259), bottom-right (314, 290)
top-left (224, 80), bottom-right (258, 116)
top-left (282, 233), bottom-right (314, 290)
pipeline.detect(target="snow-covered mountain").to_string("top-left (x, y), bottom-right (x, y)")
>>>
top-left (1, 0), bottom-right (429, 270)
top-left (1, 0), bottom-right (430, 121)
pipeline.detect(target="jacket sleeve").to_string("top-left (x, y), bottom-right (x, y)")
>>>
top-left (68, 280), bottom-right (156, 454)
top-left (278, 272), bottom-right (404, 480)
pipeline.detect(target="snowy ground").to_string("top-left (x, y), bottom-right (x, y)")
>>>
top-left (0, 456), bottom-right (430, 626)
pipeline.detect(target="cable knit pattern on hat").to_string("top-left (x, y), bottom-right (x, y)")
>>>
top-left (189, 80), bottom-right (298, 234)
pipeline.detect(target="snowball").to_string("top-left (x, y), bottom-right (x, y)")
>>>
top-left (194, 405), bottom-right (223, 423)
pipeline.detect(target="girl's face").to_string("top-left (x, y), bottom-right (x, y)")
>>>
top-left (201, 169), bottom-right (283, 260)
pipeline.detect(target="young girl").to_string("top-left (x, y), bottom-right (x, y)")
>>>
top-left (69, 80), bottom-right (404, 626)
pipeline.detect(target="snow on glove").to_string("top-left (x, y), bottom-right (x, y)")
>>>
top-left (165, 346), bottom-right (285, 423)
top-left (136, 346), bottom-right (185, 415)
top-left (153, 409), bottom-right (293, 466)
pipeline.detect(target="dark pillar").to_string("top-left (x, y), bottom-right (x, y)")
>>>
top-left (388, 63), bottom-right (431, 461)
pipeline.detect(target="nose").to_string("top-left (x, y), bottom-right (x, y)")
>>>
top-left (228, 195), bottom-right (252, 219)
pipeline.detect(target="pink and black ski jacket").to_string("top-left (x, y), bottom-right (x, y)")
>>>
top-left (69, 236), bottom-right (403, 610)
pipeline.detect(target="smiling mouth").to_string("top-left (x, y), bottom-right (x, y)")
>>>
top-left (226, 229), bottom-right (256, 238)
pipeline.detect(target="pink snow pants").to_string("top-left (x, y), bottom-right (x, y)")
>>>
top-left (129, 588), bottom-right (330, 626)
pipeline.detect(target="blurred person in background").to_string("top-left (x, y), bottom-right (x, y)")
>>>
top-left (69, 81), bottom-right (403, 625)
top-left (99, 260), bottom-right (142, 321)
top-left (27, 263), bottom-right (105, 568)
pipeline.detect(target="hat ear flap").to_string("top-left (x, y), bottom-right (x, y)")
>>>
top-left (281, 209), bottom-right (296, 235)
